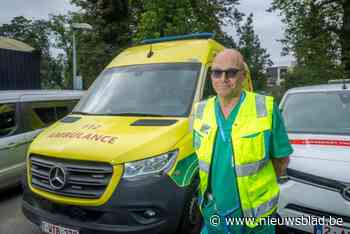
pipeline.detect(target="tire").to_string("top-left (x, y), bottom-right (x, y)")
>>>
top-left (176, 177), bottom-right (203, 234)
top-left (275, 213), bottom-right (295, 234)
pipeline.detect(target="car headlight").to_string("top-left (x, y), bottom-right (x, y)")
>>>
top-left (123, 150), bottom-right (178, 180)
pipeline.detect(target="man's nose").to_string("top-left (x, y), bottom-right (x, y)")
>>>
top-left (217, 71), bottom-right (228, 80)
top-left (221, 72), bottom-right (231, 82)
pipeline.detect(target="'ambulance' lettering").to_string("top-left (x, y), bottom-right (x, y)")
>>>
top-left (48, 131), bottom-right (117, 144)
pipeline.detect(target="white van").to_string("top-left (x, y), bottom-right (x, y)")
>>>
top-left (0, 90), bottom-right (84, 190)
top-left (278, 82), bottom-right (350, 233)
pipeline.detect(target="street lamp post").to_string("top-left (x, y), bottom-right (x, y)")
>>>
top-left (72, 31), bottom-right (77, 89)
top-left (71, 23), bottom-right (93, 90)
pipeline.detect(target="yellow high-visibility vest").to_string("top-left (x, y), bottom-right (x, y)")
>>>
top-left (193, 91), bottom-right (279, 227)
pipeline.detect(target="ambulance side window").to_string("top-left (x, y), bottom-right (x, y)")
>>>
top-left (202, 67), bottom-right (216, 100)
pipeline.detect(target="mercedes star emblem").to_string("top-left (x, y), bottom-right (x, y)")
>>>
top-left (48, 165), bottom-right (67, 190)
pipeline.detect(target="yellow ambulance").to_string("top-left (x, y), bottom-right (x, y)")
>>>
top-left (22, 33), bottom-right (253, 234)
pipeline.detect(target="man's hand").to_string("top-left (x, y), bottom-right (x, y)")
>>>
top-left (271, 157), bottom-right (290, 177)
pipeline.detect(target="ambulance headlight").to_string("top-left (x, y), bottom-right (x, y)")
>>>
top-left (123, 150), bottom-right (178, 180)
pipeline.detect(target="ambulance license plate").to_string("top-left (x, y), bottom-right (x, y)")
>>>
top-left (41, 221), bottom-right (79, 234)
top-left (315, 224), bottom-right (350, 234)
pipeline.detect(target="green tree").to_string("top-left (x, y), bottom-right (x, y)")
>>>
top-left (237, 14), bottom-right (273, 90)
top-left (47, 0), bottom-right (272, 90)
top-left (48, 14), bottom-right (75, 89)
top-left (132, 0), bottom-right (243, 44)
top-left (269, 0), bottom-right (349, 87)
top-left (0, 16), bottom-right (50, 55)
top-left (67, 0), bottom-right (244, 87)
top-left (68, 0), bottom-right (132, 88)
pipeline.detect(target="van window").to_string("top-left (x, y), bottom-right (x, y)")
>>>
top-left (27, 100), bottom-right (78, 130)
top-left (0, 103), bottom-right (17, 137)
top-left (33, 107), bottom-right (56, 125)
top-left (74, 63), bottom-right (201, 117)
top-left (282, 91), bottom-right (350, 135)
top-left (56, 106), bottom-right (69, 119)
top-left (202, 67), bottom-right (216, 100)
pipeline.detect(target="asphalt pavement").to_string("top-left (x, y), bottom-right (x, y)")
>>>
top-left (0, 186), bottom-right (303, 234)
top-left (0, 186), bottom-right (41, 234)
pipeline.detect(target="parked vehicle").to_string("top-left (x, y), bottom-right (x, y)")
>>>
top-left (21, 33), bottom-right (253, 234)
top-left (0, 90), bottom-right (84, 190)
top-left (278, 81), bottom-right (350, 233)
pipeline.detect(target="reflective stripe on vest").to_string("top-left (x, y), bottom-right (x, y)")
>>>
top-left (235, 158), bottom-right (269, 177)
top-left (255, 95), bottom-right (267, 118)
top-left (243, 193), bottom-right (279, 218)
top-left (201, 157), bottom-right (269, 177)
top-left (199, 160), bottom-right (210, 173)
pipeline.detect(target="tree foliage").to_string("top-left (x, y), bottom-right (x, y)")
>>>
top-left (270, 0), bottom-right (350, 87)
top-left (67, 0), bottom-right (246, 87)
top-left (237, 14), bottom-right (273, 90)
top-left (131, 0), bottom-right (243, 45)
top-left (69, 0), bottom-right (132, 88)
top-left (1, 1), bottom-right (274, 90)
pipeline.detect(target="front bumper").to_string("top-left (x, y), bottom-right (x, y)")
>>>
top-left (278, 180), bottom-right (350, 233)
top-left (22, 174), bottom-right (189, 234)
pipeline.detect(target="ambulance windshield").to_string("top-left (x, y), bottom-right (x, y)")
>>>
top-left (73, 63), bottom-right (201, 117)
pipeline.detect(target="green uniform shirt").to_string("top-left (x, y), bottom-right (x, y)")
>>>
top-left (200, 93), bottom-right (293, 234)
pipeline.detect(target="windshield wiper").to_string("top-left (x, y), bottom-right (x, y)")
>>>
top-left (72, 111), bottom-right (169, 117)
top-left (108, 112), bottom-right (168, 117)
top-left (71, 111), bottom-right (92, 115)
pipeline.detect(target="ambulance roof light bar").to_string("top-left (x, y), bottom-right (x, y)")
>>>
top-left (140, 32), bottom-right (214, 45)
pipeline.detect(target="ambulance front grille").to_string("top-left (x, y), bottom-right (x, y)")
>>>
top-left (29, 155), bottom-right (113, 199)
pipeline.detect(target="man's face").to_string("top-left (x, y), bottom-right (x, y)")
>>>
top-left (211, 52), bottom-right (245, 99)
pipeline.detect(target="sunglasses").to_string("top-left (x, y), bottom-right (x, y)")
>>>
top-left (211, 68), bottom-right (242, 79)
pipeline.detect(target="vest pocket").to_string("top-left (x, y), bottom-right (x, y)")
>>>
top-left (246, 163), bottom-right (277, 210)
top-left (239, 131), bottom-right (265, 162)
top-left (241, 132), bottom-right (261, 138)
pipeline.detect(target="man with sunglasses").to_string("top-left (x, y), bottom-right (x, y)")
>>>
top-left (193, 49), bottom-right (292, 234)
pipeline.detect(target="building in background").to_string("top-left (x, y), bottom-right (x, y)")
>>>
top-left (266, 66), bottom-right (288, 87)
top-left (0, 37), bottom-right (41, 90)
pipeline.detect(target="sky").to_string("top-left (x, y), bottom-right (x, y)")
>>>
top-left (1, 0), bottom-right (293, 66)
top-left (234, 0), bottom-right (293, 66)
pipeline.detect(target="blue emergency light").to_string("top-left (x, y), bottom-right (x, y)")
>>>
top-left (140, 32), bottom-right (214, 45)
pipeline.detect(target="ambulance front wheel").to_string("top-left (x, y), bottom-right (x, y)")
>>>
top-left (176, 177), bottom-right (202, 234)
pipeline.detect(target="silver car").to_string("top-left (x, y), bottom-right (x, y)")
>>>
top-left (0, 90), bottom-right (84, 190)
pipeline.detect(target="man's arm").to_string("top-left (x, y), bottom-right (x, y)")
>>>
top-left (272, 157), bottom-right (290, 177)
top-left (269, 101), bottom-right (293, 177)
